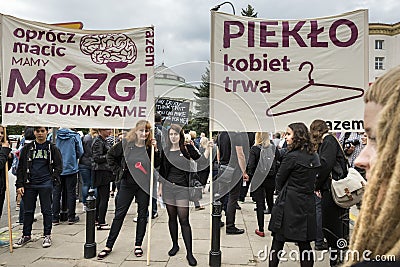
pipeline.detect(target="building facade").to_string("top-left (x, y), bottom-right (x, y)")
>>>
top-left (369, 22), bottom-right (400, 82)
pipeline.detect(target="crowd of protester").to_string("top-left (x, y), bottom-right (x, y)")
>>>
top-left (2, 65), bottom-right (399, 266)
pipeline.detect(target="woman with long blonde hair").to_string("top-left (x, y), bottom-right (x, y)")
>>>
top-left (97, 120), bottom-right (159, 259)
top-left (246, 132), bottom-right (280, 237)
top-left (343, 66), bottom-right (400, 266)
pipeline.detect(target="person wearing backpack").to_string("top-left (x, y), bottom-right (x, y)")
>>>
top-left (246, 132), bottom-right (280, 237)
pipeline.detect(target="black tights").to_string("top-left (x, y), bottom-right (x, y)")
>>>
top-left (269, 238), bottom-right (314, 267)
top-left (165, 199), bottom-right (193, 256)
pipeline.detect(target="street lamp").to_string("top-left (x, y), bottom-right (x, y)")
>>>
top-left (210, 1), bottom-right (235, 15)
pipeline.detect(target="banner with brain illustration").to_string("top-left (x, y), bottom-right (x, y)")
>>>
top-left (0, 14), bottom-right (155, 128)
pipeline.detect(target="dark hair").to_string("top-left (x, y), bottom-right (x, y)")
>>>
top-left (275, 132), bottom-right (281, 139)
top-left (155, 113), bottom-right (162, 123)
top-left (24, 127), bottom-right (35, 141)
top-left (33, 126), bottom-right (48, 132)
top-left (287, 122), bottom-right (314, 154)
top-left (309, 119), bottom-right (330, 151)
top-left (166, 124), bottom-right (190, 159)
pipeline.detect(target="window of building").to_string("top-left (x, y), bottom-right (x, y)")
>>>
top-left (375, 40), bottom-right (384, 50)
top-left (375, 57), bottom-right (384, 70)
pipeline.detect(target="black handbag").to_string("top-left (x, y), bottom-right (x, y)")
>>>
top-left (189, 173), bottom-right (203, 202)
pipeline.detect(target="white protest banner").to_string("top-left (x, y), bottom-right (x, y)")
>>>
top-left (210, 10), bottom-right (368, 132)
top-left (1, 14), bottom-right (154, 128)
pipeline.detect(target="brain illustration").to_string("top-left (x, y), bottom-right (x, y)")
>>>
top-left (80, 33), bottom-right (137, 72)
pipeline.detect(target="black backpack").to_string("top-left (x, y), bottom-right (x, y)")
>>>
top-left (257, 144), bottom-right (278, 178)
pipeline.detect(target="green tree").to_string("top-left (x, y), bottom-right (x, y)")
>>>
top-left (188, 67), bottom-right (210, 134)
top-left (241, 4), bottom-right (258, 17)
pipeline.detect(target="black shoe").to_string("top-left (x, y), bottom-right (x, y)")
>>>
top-left (68, 216), bottom-right (80, 225)
top-left (220, 221), bottom-right (225, 227)
top-left (186, 254), bottom-right (197, 266)
top-left (168, 245), bottom-right (179, 256)
top-left (226, 227), bottom-right (245, 235)
top-left (235, 203), bottom-right (241, 210)
top-left (315, 242), bottom-right (329, 251)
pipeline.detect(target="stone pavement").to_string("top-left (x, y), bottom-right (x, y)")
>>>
top-left (0, 189), bottom-right (354, 266)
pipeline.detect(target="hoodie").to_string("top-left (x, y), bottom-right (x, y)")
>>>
top-left (56, 128), bottom-right (84, 175)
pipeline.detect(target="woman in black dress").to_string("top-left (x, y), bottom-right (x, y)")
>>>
top-left (158, 124), bottom-right (201, 266)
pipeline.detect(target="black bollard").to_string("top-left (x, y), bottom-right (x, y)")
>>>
top-left (209, 194), bottom-right (222, 267)
top-left (60, 187), bottom-right (68, 222)
top-left (84, 189), bottom-right (96, 258)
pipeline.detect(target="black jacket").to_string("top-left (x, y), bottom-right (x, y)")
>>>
top-left (79, 133), bottom-right (94, 167)
top-left (16, 141), bottom-right (63, 189)
top-left (106, 140), bottom-right (160, 183)
top-left (0, 147), bottom-right (12, 192)
top-left (92, 136), bottom-right (112, 171)
top-left (246, 144), bottom-right (281, 192)
top-left (159, 144), bottom-right (201, 186)
top-left (268, 148), bottom-right (320, 241)
top-left (315, 134), bottom-right (348, 191)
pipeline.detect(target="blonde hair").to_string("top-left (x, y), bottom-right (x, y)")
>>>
top-left (254, 132), bottom-right (270, 147)
top-left (125, 120), bottom-right (152, 148)
top-left (200, 136), bottom-right (209, 149)
top-left (189, 130), bottom-right (197, 139)
top-left (344, 65), bottom-right (400, 266)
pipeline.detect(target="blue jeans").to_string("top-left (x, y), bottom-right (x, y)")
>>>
top-left (23, 183), bottom-right (53, 236)
top-left (52, 173), bottom-right (78, 221)
top-left (79, 166), bottom-right (95, 204)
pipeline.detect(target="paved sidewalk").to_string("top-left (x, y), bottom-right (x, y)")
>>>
top-left (0, 190), bottom-right (345, 266)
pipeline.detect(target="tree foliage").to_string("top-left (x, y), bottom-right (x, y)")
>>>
top-left (188, 67), bottom-right (210, 134)
top-left (241, 4), bottom-right (258, 18)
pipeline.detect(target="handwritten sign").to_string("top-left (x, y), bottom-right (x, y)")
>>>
top-left (156, 98), bottom-right (190, 125)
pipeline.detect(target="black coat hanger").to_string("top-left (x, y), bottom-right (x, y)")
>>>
top-left (266, 61), bottom-right (364, 117)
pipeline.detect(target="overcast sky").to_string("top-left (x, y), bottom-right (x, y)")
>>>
top-left (1, 0), bottom-right (399, 84)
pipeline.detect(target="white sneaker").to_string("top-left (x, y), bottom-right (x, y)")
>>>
top-left (133, 217), bottom-right (138, 222)
top-left (42, 235), bottom-right (52, 248)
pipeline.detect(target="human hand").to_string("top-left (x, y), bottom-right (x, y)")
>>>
top-left (17, 187), bottom-right (24, 196)
top-left (243, 173), bottom-right (250, 182)
top-left (151, 139), bottom-right (158, 151)
top-left (314, 190), bottom-right (321, 198)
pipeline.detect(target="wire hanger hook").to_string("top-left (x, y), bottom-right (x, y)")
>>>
top-left (299, 61), bottom-right (314, 82)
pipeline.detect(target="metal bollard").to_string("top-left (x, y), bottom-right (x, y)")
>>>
top-left (60, 187), bottom-right (68, 222)
top-left (84, 189), bottom-right (96, 258)
top-left (209, 193), bottom-right (222, 267)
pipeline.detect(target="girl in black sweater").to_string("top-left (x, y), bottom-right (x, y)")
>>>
top-left (158, 124), bottom-right (201, 266)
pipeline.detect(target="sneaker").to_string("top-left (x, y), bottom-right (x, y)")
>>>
top-left (0, 240), bottom-right (9, 247)
top-left (194, 206), bottom-right (205, 211)
top-left (42, 235), bottom-right (52, 248)
top-left (13, 236), bottom-right (31, 248)
top-left (133, 217), bottom-right (138, 222)
top-left (52, 220), bottom-right (60, 226)
top-left (15, 206), bottom-right (20, 211)
top-left (68, 216), bottom-right (80, 225)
